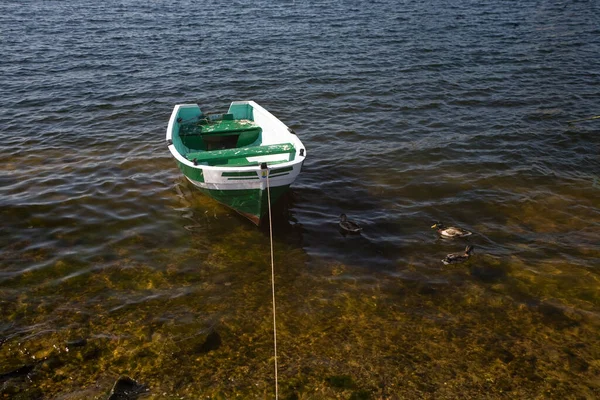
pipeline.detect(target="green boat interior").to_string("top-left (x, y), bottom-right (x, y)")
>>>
top-left (179, 114), bottom-right (262, 151)
top-left (185, 143), bottom-right (296, 166)
top-left (172, 106), bottom-right (296, 167)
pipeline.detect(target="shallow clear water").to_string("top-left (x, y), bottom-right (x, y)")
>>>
top-left (1, 0), bottom-right (599, 398)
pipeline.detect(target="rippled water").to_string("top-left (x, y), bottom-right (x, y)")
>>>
top-left (1, 0), bottom-right (600, 398)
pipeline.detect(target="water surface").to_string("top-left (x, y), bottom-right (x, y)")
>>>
top-left (1, 0), bottom-right (599, 398)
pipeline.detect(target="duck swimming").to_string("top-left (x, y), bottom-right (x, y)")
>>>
top-left (339, 214), bottom-right (362, 233)
top-left (431, 222), bottom-right (472, 238)
top-left (442, 245), bottom-right (474, 265)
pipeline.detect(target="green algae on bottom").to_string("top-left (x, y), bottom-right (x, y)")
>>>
top-left (2, 238), bottom-right (600, 399)
top-left (2, 180), bottom-right (600, 398)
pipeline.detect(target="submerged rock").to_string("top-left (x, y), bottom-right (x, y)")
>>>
top-left (565, 349), bottom-right (589, 373)
top-left (538, 302), bottom-right (580, 329)
top-left (0, 364), bottom-right (40, 399)
top-left (108, 376), bottom-right (148, 400)
top-left (66, 338), bottom-right (88, 348)
top-left (469, 264), bottom-right (507, 283)
top-left (194, 331), bottom-right (222, 354)
top-left (325, 374), bottom-right (355, 389)
top-left (0, 364), bottom-right (35, 382)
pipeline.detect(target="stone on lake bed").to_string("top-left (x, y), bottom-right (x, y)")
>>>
top-left (108, 376), bottom-right (148, 400)
top-left (0, 364), bottom-right (35, 382)
top-left (194, 331), bottom-right (222, 354)
top-left (66, 338), bottom-right (87, 348)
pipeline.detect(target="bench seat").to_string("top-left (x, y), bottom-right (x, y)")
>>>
top-left (186, 143), bottom-right (295, 165)
top-left (180, 119), bottom-right (261, 136)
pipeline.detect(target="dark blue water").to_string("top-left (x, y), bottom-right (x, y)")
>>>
top-left (1, 0), bottom-right (599, 398)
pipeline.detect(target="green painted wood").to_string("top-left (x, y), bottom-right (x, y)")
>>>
top-left (177, 160), bottom-right (204, 183)
top-left (197, 184), bottom-right (290, 223)
top-left (270, 166), bottom-right (294, 174)
top-left (222, 171), bottom-right (258, 177)
top-left (228, 103), bottom-right (253, 120)
top-left (179, 119), bottom-right (261, 151)
top-left (181, 135), bottom-right (205, 150)
top-left (236, 130), bottom-right (260, 147)
top-left (185, 143), bottom-right (295, 164)
top-left (180, 119), bottom-right (261, 137)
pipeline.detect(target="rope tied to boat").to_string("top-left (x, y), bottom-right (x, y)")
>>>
top-left (567, 115), bottom-right (600, 124)
top-left (261, 162), bottom-right (279, 399)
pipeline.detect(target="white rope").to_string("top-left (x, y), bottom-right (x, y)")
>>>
top-left (265, 166), bottom-right (279, 399)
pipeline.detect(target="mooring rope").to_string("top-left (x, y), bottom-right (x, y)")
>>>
top-left (567, 115), bottom-right (600, 123)
top-left (263, 164), bottom-right (279, 399)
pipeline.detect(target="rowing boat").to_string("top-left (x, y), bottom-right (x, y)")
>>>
top-left (166, 101), bottom-right (306, 225)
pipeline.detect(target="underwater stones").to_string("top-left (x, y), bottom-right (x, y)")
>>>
top-left (81, 343), bottom-right (102, 362)
top-left (0, 364), bottom-right (35, 382)
top-left (67, 337), bottom-right (101, 360)
top-left (325, 374), bottom-right (355, 389)
top-left (469, 264), bottom-right (507, 283)
top-left (349, 389), bottom-right (372, 400)
top-left (417, 284), bottom-right (438, 295)
top-left (194, 331), bottom-right (222, 354)
top-left (538, 302), bottom-right (580, 330)
top-left (499, 349), bottom-right (516, 364)
top-left (66, 338), bottom-right (87, 348)
top-left (323, 373), bottom-right (375, 398)
top-left (444, 326), bottom-right (470, 341)
top-left (0, 364), bottom-right (41, 399)
top-left (63, 337), bottom-right (100, 362)
top-left (108, 376), bottom-right (148, 400)
top-left (509, 355), bottom-right (541, 381)
top-left (40, 353), bottom-right (67, 371)
top-left (0, 381), bottom-right (43, 400)
top-left (565, 349), bottom-right (589, 373)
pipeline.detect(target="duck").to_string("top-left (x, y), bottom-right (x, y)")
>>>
top-left (442, 245), bottom-right (474, 265)
top-left (339, 214), bottom-right (362, 233)
top-left (431, 221), bottom-right (472, 238)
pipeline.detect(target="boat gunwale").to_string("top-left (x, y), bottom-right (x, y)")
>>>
top-left (166, 101), bottom-right (306, 173)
